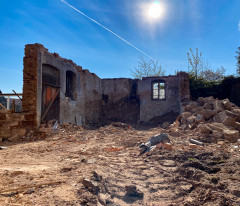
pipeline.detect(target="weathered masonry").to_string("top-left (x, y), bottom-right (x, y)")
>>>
top-left (21, 44), bottom-right (189, 129)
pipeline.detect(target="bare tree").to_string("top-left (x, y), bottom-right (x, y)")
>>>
top-left (199, 66), bottom-right (226, 81)
top-left (187, 48), bottom-right (225, 81)
top-left (187, 48), bottom-right (205, 79)
top-left (131, 56), bottom-right (165, 79)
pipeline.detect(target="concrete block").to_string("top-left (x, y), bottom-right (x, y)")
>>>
top-left (24, 113), bottom-right (35, 121)
top-left (222, 99), bottom-right (234, 111)
top-left (0, 113), bottom-right (6, 120)
top-left (213, 111), bottom-right (227, 123)
top-left (20, 121), bottom-right (35, 128)
top-left (223, 130), bottom-right (239, 143)
top-left (199, 109), bottom-right (217, 120)
top-left (213, 100), bottom-right (225, 113)
top-left (6, 113), bottom-right (25, 121)
top-left (0, 120), bottom-right (20, 127)
top-left (0, 128), bottom-right (11, 138)
top-left (11, 128), bottom-right (27, 137)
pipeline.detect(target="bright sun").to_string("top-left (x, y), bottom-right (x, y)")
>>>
top-left (147, 1), bottom-right (164, 20)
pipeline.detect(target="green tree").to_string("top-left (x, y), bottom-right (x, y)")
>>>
top-left (131, 56), bottom-right (165, 79)
top-left (235, 47), bottom-right (240, 75)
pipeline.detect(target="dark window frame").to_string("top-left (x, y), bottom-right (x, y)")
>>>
top-left (151, 80), bottom-right (166, 100)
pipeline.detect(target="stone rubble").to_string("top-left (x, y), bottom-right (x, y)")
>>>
top-left (174, 97), bottom-right (240, 143)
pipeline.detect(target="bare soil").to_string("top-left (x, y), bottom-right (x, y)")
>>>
top-left (0, 123), bottom-right (239, 206)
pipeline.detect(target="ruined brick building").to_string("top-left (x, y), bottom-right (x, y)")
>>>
top-left (0, 43), bottom-right (190, 140)
top-left (22, 44), bottom-right (190, 128)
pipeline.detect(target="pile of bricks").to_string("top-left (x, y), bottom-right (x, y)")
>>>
top-left (0, 111), bottom-right (35, 142)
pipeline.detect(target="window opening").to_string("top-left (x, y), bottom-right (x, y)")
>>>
top-left (152, 81), bottom-right (166, 100)
top-left (66, 71), bottom-right (76, 100)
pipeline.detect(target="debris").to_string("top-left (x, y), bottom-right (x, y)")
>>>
top-left (161, 160), bottom-right (176, 167)
top-left (162, 122), bottom-right (170, 129)
top-left (87, 158), bottom-right (96, 164)
top-left (103, 146), bottom-right (125, 152)
top-left (1, 191), bottom-right (18, 197)
top-left (112, 122), bottom-right (130, 129)
top-left (23, 188), bottom-right (35, 195)
top-left (92, 171), bottom-right (102, 182)
top-left (190, 139), bottom-right (204, 146)
top-left (125, 185), bottom-right (143, 198)
top-left (52, 121), bottom-right (59, 134)
top-left (0, 146), bottom-right (7, 150)
top-left (139, 133), bottom-right (170, 155)
top-left (82, 178), bottom-right (100, 195)
top-left (60, 167), bottom-right (72, 173)
top-left (0, 181), bottom-right (64, 195)
top-left (223, 130), bottom-right (239, 143)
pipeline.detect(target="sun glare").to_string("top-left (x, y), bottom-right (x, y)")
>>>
top-left (147, 1), bottom-right (165, 20)
top-left (148, 1), bottom-right (163, 19)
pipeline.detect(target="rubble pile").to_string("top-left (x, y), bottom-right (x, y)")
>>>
top-left (174, 97), bottom-right (240, 143)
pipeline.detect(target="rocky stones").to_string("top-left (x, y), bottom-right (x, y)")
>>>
top-left (222, 99), bottom-right (235, 111)
top-left (92, 171), bottom-right (102, 182)
top-left (199, 124), bottom-right (213, 134)
top-left (161, 160), bottom-right (176, 167)
top-left (176, 97), bottom-right (240, 143)
top-left (213, 100), bottom-right (225, 113)
top-left (223, 130), bottom-right (239, 143)
top-left (82, 178), bottom-right (100, 195)
top-left (8, 135), bottom-right (21, 142)
top-left (187, 116), bottom-right (195, 124)
top-left (125, 185), bottom-right (143, 198)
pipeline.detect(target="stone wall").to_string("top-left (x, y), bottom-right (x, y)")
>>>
top-left (138, 75), bottom-right (183, 122)
top-left (33, 44), bottom-right (103, 127)
top-left (0, 111), bottom-right (35, 142)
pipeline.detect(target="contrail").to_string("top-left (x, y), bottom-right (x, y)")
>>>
top-left (60, 0), bottom-right (155, 60)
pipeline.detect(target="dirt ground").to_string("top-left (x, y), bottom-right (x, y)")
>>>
top-left (0, 123), bottom-right (240, 206)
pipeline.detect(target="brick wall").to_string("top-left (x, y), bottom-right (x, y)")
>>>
top-left (22, 44), bottom-right (43, 127)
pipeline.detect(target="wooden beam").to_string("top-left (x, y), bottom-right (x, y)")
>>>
top-left (41, 89), bottom-right (60, 122)
top-left (12, 90), bottom-right (22, 101)
top-left (0, 93), bottom-right (23, 97)
top-left (0, 103), bottom-right (6, 110)
top-left (12, 99), bottom-right (15, 113)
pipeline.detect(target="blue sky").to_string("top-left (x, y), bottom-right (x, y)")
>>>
top-left (0, 0), bottom-right (240, 93)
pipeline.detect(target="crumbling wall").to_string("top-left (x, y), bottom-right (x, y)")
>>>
top-left (178, 72), bottom-right (190, 101)
top-left (21, 44), bottom-right (189, 128)
top-left (22, 44), bottom-right (41, 127)
top-left (0, 111), bottom-right (35, 142)
top-left (101, 78), bottom-right (140, 123)
top-left (79, 70), bottom-right (102, 125)
top-left (138, 75), bottom-right (183, 122)
top-left (22, 43), bottom-right (102, 128)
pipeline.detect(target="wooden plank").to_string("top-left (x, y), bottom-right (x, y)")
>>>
top-left (12, 90), bottom-right (22, 101)
top-left (41, 88), bottom-right (60, 122)
top-left (12, 100), bottom-right (15, 113)
top-left (0, 103), bottom-right (6, 110)
top-left (0, 93), bottom-right (23, 97)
